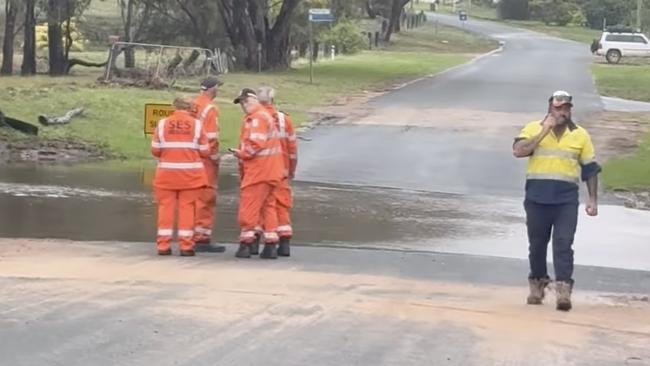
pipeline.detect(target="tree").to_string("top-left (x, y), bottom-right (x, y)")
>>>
top-left (384, 0), bottom-right (410, 42)
top-left (497, 0), bottom-right (529, 20)
top-left (21, 0), bottom-right (37, 75)
top-left (219, 0), bottom-right (302, 70)
top-left (44, 0), bottom-right (92, 75)
top-left (1, 0), bottom-right (21, 75)
top-left (117, 0), bottom-right (153, 68)
top-left (583, 0), bottom-right (634, 29)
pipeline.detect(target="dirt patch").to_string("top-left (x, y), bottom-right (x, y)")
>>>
top-left (584, 111), bottom-right (650, 163)
top-left (1, 239), bottom-right (649, 365)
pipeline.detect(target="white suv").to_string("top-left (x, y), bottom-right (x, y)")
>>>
top-left (593, 31), bottom-right (650, 64)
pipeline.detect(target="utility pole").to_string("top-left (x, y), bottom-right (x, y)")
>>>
top-left (637, 0), bottom-right (643, 31)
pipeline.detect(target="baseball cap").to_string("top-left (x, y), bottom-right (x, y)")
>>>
top-left (233, 88), bottom-right (258, 104)
top-left (200, 76), bottom-right (223, 90)
top-left (550, 90), bottom-right (573, 107)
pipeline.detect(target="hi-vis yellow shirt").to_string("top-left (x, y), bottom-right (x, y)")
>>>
top-left (517, 120), bottom-right (600, 204)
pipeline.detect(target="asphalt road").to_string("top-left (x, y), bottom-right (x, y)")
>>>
top-left (297, 13), bottom-right (602, 193)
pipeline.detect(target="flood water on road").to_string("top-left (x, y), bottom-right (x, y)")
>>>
top-left (1, 162), bottom-right (649, 271)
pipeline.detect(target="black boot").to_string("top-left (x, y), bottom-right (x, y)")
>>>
top-left (278, 237), bottom-right (291, 257)
top-left (260, 244), bottom-right (278, 259)
top-left (250, 234), bottom-right (261, 255)
top-left (158, 248), bottom-right (172, 256)
top-left (194, 242), bottom-right (226, 253)
top-left (180, 249), bottom-right (195, 257)
top-left (235, 244), bottom-right (251, 258)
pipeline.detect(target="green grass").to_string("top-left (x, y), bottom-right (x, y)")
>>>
top-left (592, 64), bottom-right (650, 102)
top-left (0, 23), bottom-right (495, 161)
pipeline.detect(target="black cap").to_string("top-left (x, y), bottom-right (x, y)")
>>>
top-left (200, 76), bottom-right (223, 90)
top-left (233, 88), bottom-right (257, 104)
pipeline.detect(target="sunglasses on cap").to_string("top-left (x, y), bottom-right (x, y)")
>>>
top-left (550, 91), bottom-right (573, 107)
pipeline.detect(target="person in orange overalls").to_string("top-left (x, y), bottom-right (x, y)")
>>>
top-left (151, 96), bottom-right (209, 256)
top-left (257, 86), bottom-right (298, 257)
top-left (230, 88), bottom-right (284, 259)
top-left (191, 77), bottom-right (226, 253)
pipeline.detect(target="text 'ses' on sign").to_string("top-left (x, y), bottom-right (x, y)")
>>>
top-left (144, 104), bottom-right (174, 135)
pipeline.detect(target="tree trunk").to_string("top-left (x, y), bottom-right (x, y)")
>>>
top-left (21, 0), bottom-right (37, 75)
top-left (124, 0), bottom-right (135, 68)
top-left (219, 0), bottom-right (300, 71)
top-left (1, 0), bottom-right (19, 75)
top-left (47, 0), bottom-right (67, 75)
top-left (384, 0), bottom-right (409, 42)
top-left (366, 0), bottom-right (377, 19)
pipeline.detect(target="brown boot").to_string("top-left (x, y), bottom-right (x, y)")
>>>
top-left (555, 281), bottom-right (573, 311)
top-left (527, 278), bottom-right (549, 305)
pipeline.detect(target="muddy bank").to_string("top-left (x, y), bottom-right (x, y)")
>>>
top-left (0, 128), bottom-right (113, 164)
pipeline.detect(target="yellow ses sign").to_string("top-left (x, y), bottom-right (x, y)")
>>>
top-left (144, 104), bottom-right (174, 135)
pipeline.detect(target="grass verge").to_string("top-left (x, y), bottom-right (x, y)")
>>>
top-left (0, 23), bottom-right (496, 161)
top-left (592, 64), bottom-right (650, 102)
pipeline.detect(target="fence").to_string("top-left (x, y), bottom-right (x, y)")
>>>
top-left (103, 41), bottom-right (231, 83)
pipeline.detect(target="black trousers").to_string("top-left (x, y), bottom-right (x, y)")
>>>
top-left (524, 200), bottom-right (579, 283)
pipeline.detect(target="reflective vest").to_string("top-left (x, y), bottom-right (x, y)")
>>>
top-left (518, 120), bottom-right (597, 185)
top-left (238, 104), bottom-right (284, 188)
top-left (192, 94), bottom-right (220, 161)
top-left (151, 110), bottom-right (209, 190)
top-left (265, 105), bottom-right (298, 178)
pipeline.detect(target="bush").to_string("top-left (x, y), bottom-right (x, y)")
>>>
top-left (322, 20), bottom-right (366, 55)
top-left (497, 0), bottom-right (529, 20)
top-left (583, 0), bottom-right (633, 30)
top-left (36, 20), bottom-right (87, 52)
top-left (529, 0), bottom-right (580, 26)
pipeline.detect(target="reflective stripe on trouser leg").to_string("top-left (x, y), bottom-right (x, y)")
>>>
top-left (178, 188), bottom-right (201, 251)
top-left (277, 225), bottom-right (293, 239)
top-left (262, 183), bottom-right (279, 244)
top-left (194, 186), bottom-right (216, 240)
top-left (155, 188), bottom-right (177, 251)
top-left (275, 179), bottom-right (292, 238)
top-left (264, 231), bottom-right (279, 244)
top-left (238, 182), bottom-right (273, 244)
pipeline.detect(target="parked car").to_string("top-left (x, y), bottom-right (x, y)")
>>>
top-left (592, 28), bottom-right (650, 64)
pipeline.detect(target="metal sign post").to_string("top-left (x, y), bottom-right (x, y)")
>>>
top-left (308, 8), bottom-right (335, 84)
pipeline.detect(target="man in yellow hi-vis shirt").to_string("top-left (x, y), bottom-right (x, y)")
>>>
top-left (513, 90), bottom-right (601, 312)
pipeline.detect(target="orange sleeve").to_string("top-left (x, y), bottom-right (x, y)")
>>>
top-left (286, 115), bottom-right (298, 177)
top-left (203, 107), bottom-right (219, 156)
top-left (151, 124), bottom-right (162, 158)
top-left (197, 120), bottom-right (210, 159)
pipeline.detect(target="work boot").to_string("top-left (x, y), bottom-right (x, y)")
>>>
top-left (250, 235), bottom-right (261, 255)
top-left (180, 249), bottom-right (196, 257)
top-left (555, 281), bottom-right (573, 312)
top-left (278, 237), bottom-right (291, 257)
top-left (235, 244), bottom-right (251, 259)
top-left (157, 248), bottom-right (172, 256)
top-left (527, 278), bottom-right (549, 305)
top-left (260, 244), bottom-right (278, 259)
top-left (194, 242), bottom-right (226, 253)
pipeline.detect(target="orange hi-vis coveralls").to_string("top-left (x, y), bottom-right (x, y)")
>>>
top-left (238, 104), bottom-right (284, 246)
top-left (265, 105), bottom-right (298, 240)
top-left (192, 94), bottom-right (220, 242)
top-left (151, 110), bottom-right (209, 252)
